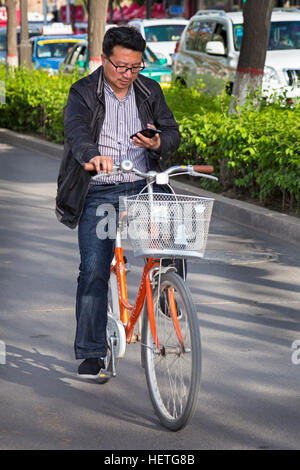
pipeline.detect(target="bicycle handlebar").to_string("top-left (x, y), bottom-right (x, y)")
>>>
top-left (83, 160), bottom-right (216, 180)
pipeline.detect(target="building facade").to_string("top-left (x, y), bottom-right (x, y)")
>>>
top-left (23, 0), bottom-right (300, 19)
top-left (27, 0), bottom-right (66, 15)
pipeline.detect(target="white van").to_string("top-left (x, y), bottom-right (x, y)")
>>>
top-left (128, 18), bottom-right (188, 65)
top-left (172, 9), bottom-right (300, 103)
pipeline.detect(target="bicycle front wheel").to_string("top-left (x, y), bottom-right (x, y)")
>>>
top-left (141, 270), bottom-right (201, 431)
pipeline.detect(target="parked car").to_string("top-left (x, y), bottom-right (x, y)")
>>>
top-left (0, 22), bottom-right (43, 64)
top-left (59, 40), bottom-right (172, 88)
top-left (128, 18), bottom-right (188, 66)
top-left (172, 8), bottom-right (300, 103)
top-left (30, 23), bottom-right (86, 74)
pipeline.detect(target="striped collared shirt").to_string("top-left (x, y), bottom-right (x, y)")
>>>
top-left (91, 78), bottom-right (148, 184)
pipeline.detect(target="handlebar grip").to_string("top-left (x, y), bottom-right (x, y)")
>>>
top-left (84, 162), bottom-right (96, 171)
top-left (193, 165), bottom-right (214, 174)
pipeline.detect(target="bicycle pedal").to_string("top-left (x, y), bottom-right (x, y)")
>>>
top-left (99, 370), bottom-right (115, 379)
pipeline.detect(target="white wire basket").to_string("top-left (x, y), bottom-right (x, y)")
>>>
top-left (124, 193), bottom-right (214, 258)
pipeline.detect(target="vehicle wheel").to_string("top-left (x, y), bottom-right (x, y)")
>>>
top-left (175, 77), bottom-right (187, 87)
top-left (225, 81), bottom-right (233, 95)
top-left (141, 271), bottom-right (201, 431)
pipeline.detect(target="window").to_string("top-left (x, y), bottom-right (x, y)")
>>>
top-left (268, 21), bottom-right (300, 49)
top-left (211, 23), bottom-right (228, 54)
top-left (233, 24), bottom-right (243, 50)
top-left (185, 20), bottom-right (215, 52)
top-left (64, 46), bottom-right (77, 64)
top-left (37, 41), bottom-right (81, 59)
top-left (197, 21), bottom-right (215, 52)
top-left (37, 44), bottom-right (52, 58)
top-left (185, 21), bottom-right (201, 51)
top-left (75, 45), bottom-right (87, 65)
top-left (233, 21), bottom-right (300, 51)
top-left (68, 44), bottom-right (85, 65)
top-left (144, 24), bottom-right (186, 42)
top-left (143, 46), bottom-right (160, 65)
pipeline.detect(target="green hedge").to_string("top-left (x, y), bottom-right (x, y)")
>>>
top-left (1, 65), bottom-right (300, 212)
top-left (0, 65), bottom-right (83, 143)
top-left (164, 83), bottom-right (300, 212)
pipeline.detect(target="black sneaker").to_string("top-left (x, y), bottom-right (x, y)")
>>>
top-left (77, 357), bottom-right (105, 379)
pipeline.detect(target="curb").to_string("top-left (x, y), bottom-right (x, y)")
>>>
top-left (172, 179), bottom-right (300, 248)
top-left (1, 128), bottom-right (300, 248)
top-left (0, 128), bottom-right (63, 158)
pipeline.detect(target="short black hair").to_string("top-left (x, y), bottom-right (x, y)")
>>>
top-left (102, 26), bottom-right (146, 58)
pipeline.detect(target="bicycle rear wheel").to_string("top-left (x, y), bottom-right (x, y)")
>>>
top-left (141, 270), bottom-right (201, 431)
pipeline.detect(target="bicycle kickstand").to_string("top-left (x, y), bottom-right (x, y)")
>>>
top-left (98, 334), bottom-right (117, 380)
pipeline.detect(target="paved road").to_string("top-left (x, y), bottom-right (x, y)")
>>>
top-left (0, 139), bottom-right (300, 451)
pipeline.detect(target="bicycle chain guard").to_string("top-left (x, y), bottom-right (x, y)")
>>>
top-left (107, 313), bottom-right (126, 360)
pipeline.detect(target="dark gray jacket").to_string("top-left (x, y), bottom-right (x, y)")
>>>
top-left (55, 66), bottom-right (181, 229)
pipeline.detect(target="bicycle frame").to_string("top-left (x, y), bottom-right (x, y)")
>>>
top-left (109, 169), bottom-right (190, 353)
top-left (110, 224), bottom-right (162, 348)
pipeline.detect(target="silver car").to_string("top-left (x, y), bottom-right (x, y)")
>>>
top-left (172, 9), bottom-right (300, 102)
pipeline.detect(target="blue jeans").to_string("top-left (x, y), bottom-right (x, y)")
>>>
top-left (74, 180), bottom-right (187, 360)
top-left (74, 179), bottom-right (148, 359)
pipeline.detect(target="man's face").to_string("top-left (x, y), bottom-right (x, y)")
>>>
top-left (101, 45), bottom-right (143, 94)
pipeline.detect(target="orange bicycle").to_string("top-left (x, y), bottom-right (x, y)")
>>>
top-left (84, 159), bottom-right (216, 431)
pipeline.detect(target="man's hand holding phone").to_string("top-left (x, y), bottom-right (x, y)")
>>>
top-left (130, 123), bottom-right (161, 152)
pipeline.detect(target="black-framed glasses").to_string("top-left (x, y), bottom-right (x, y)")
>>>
top-left (106, 57), bottom-right (145, 74)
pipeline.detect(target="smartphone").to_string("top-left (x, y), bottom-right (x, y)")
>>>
top-left (130, 127), bottom-right (161, 139)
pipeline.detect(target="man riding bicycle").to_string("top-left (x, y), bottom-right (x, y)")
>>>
top-left (55, 26), bottom-right (181, 378)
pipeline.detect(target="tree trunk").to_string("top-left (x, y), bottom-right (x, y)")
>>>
top-left (88, 0), bottom-right (108, 73)
top-left (116, 0), bottom-right (124, 23)
top-left (229, 0), bottom-right (275, 113)
top-left (146, 0), bottom-right (152, 19)
top-left (71, 3), bottom-right (76, 32)
top-left (19, 0), bottom-right (31, 68)
top-left (108, 0), bottom-right (113, 23)
top-left (5, 0), bottom-right (18, 68)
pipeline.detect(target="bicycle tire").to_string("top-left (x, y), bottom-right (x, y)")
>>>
top-left (141, 270), bottom-right (201, 431)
